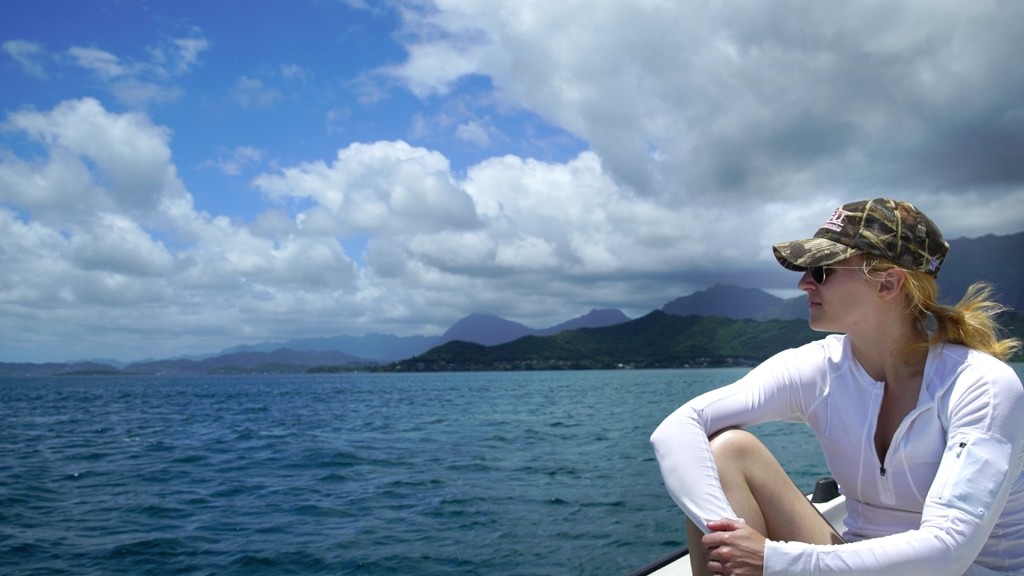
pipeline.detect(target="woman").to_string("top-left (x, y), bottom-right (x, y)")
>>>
top-left (651, 198), bottom-right (1024, 575)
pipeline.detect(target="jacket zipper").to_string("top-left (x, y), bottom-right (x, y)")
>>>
top-left (868, 385), bottom-right (897, 502)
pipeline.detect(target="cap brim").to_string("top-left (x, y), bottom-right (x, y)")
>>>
top-left (772, 237), bottom-right (859, 271)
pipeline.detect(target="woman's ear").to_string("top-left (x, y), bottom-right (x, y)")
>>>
top-left (876, 267), bottom-right (906, 300)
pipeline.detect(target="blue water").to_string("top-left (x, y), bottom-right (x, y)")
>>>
top-left (0, 369), bottom-right (834, 575)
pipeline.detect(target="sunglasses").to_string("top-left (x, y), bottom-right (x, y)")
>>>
top-left (809, 265), bottom-right (866, 284)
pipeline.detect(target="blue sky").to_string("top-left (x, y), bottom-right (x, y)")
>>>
top-left (3, 0), bottom-right (1024, 363)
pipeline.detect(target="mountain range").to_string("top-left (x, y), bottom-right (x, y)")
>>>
top-left (216, 308), bottom-right (631, 360)
top-left (390, 311), bottom-right (825, 371)
top-left (3, 231), bottom-right (1020, 375)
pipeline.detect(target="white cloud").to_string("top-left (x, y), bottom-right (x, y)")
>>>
top-left (281, 63), bottom-right (311, 82)
top-left (65, 36), bottom-right (208, 107)
top-left (455, 120), bottom-right (491, 147)
top-left (387, 0), bottom-right (1024, 218)
top-left (325, 106), bottom-right (352, 134)
top-left (3, 2), bottom-right (1024, 363)
top-left (493, 234), bottom-right (559, 269)
top-left (0, 100), bottom-right (355, 359)
top-left (0, 207), bottom-right (73, 304)
top-left (3, 96), bottom-right (1013, 362)
top-left (253, 140), bottom-right (479, 234)
top-left (384, 40), bottom-right (482, 97)
top-left (206, 146), bottom-right (265, 176)
top-left (232, 76), bottom-right (281, 109)
top-left (166, 37), bottom-right (209, 75)
top-left (67, 46), bottom-right (128, 79)
top-left (4, 98), bottom-right (181, 219)
top-left (68, 213), bottom-right (176, 276)
top-left (3, 39), bottom-right (48, 78)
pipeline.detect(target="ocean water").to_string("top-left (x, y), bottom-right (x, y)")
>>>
top-left (0, 369), bottom-right (838, 575)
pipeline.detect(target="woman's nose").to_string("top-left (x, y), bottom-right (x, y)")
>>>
top-left (797, 269), bottom-right (817, 292)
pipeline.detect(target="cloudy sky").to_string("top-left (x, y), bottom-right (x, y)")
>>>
top-left (3, 0), bottom-right (1024, 363)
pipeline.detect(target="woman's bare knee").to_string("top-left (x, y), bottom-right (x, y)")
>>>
top-left (709, 428), bottom-right (765, 463)
top-left (705, 428), bottom-right (771, 532)
top-left (708, 428), bottom-right (839, 544)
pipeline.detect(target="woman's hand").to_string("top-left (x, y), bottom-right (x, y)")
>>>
top-left (702, 518), bottom-right (767, 576)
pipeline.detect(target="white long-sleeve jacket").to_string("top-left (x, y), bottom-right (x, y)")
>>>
top-left (651, 335), bottom-right (1024, 575)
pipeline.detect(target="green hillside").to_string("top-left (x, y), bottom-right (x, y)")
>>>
top-left (388, 311), bottom-right (822, 371)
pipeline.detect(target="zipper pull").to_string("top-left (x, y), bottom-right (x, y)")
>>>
top-left (878, 464), bottom-right (895, 503)
top-left (955, 441), bottom-right (967, 458)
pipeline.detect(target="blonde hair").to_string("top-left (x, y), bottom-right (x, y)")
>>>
top-left (865, 258), bottom-right (1021, 361)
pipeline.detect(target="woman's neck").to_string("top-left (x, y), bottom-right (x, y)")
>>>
top-left (848, 311), bottom-right (929, 385)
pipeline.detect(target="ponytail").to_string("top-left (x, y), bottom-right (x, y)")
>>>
top-left (901, 271), bottom-right (1021, 361)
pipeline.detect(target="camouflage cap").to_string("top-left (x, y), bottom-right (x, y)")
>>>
top-left (772, 198), bottom-right (949, 276)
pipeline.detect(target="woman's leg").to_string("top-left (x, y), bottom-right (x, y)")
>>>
top-left (687, 518), bottom-right (711, 575)
top-left (688, 428), bottom-right (841, 575)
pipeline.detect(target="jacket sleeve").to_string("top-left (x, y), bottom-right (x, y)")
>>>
top-left (650, 345), bottom-right (823, 533)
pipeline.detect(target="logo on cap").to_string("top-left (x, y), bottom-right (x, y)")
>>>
top-left (821, 208), bottom-right (850, 232)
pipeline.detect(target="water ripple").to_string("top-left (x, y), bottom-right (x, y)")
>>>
top-left (0, 368), bottom-right (847, 575)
